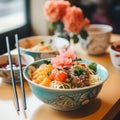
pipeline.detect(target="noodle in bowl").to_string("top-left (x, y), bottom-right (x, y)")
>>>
top-left (18, 36), bottom-right (69, 60)
top-left (23, 58), bottom-right (108, 111)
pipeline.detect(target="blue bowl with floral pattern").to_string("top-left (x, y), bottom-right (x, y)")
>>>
top-left (23, 59), bottom-right (108, 111)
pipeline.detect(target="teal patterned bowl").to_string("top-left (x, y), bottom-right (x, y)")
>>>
top-left (23, 59), bottom-right (108, 111)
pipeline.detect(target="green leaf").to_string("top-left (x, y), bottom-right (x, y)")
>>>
top-left (57, 32), bottom-right (70, 41)
top-left (55, 21), bottom-right (64, 32)
top-left (71, 34), bottom-right (79, 43)
top-left (48, 22), bottom-right (56, 31)
top-left (80, 29), bottom-right (88, 40)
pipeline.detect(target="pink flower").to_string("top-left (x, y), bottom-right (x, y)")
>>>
top-left (59, 49), bottom-right (76, 60)
top-left (51, 49), bottom-right (76, 68)
top-left (62, 6), bottom-right (90, 34)
top-left (44, 0), bottom-right (70, 22)
top-left (51, 55), bottom-right (73, 68)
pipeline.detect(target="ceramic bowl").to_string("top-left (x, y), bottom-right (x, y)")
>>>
top-left (0, 54), bottom-right (34, 83)
top-left (109, 40), bottom-right (120, 71)
top-left (19, 36), bottom-right (69, 60)
top-left (80, 24), bottom-right (113, 55)
top-left (23, 59), bottom-right (108, 111)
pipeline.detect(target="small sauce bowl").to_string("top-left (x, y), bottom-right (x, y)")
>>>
top-left (0, 54), bottom-right (34, 83)
top-left (109, 40), bottom-right (120, 71)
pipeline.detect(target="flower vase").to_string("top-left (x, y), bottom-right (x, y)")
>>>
top-left (79, 35), bottom-right (92, 50)
top-left (69, 38), bottom-right (80, 54)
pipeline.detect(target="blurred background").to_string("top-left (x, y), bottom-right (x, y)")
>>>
top-left (0, 0), bottom-right (120, 55)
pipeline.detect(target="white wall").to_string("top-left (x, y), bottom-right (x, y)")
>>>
top-left (30, 0), bottom-right (49, 35)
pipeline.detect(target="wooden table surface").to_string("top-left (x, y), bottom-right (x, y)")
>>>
top-left (0, 34), bottom-right (120, 120)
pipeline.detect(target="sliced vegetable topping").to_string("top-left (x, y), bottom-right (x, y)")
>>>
top-left (55, 71), bottom-right (67, 82)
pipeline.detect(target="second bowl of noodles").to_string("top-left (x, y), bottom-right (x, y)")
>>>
top-left (19, 36), bottom-right (69, 60)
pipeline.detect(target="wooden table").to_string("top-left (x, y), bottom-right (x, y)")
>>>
top-left (0, 34), bottom-right (120, 120)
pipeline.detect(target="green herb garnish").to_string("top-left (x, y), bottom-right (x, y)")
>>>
top-left (39, 41), bottom-right (44, 45)
top-left (74, 58), bottom-right (82, 61)
top-left (67, 73), bottom-right (71, 78)
top-left (74, 67), bottom-right (85, 76)
top-left (47, 71), bottom-right (51, 76)
top-left (43, 60), bottom-right (51, 64)
top-left (57, 68), bottom-right (63, 71)
top-left (88, 62), bottom-right (97, 73)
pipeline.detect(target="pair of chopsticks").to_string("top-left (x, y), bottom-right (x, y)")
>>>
top-left (6, 34), bottom-right (27, 111)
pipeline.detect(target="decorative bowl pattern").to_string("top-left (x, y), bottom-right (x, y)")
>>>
top-left (19, 36), bottom-right (69, 60)
top-left (0, 54), bottom-right (34, 83)
top-left (23, 59), bottom-right (108, 111)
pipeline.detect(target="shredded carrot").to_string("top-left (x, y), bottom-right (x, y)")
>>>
top-left (40, 77), bottom-right (51, 86)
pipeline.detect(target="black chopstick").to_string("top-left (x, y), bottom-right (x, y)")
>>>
top-left (6, 37), bottom-right (20, 111)
top-left (15, 34), bottom-right (27, 110)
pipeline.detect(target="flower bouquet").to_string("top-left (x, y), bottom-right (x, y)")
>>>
top-left (44, 0), bottom-right (90, 44)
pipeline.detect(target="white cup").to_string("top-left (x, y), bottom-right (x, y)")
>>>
top-left (80, 24), bottom-right (113, 55)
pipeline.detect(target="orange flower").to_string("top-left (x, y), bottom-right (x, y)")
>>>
top-left (44, 0), bottom-right (70, 22)
top-left (62, 6), bottom-right (90, 34)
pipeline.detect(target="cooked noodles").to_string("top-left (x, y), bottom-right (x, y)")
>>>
top-left (28, 60), bottom-right (100, 89)
top-left (30, 40), bottom-right (57, 52)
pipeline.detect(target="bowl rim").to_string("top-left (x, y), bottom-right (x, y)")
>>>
top-left (20, 47), bottom-right (59, 54)
top-left (19, 35), bottom-right (70, 54)
top-left (23, 58), bottom-right (109, 92)
top-left (87, 24), bottom-right (113, 34)
top-left (0, 54), bottom-right (34, 71)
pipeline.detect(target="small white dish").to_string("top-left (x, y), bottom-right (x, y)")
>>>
top-left (0, 54), bottom-right (34, 83)
top-left (109, 40), bottom-right (120, 71)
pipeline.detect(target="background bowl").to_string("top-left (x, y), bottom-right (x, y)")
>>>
top-left (0, 54), bottom-right (34, 83)
top-left (23, 59), bottom-right (108, 111)
top-left (19, 36), bottom-right (69, 60)
top-left (80, 24), bottom-right (113, 55)
top-left (109, 40), bottom-right (120, 71)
